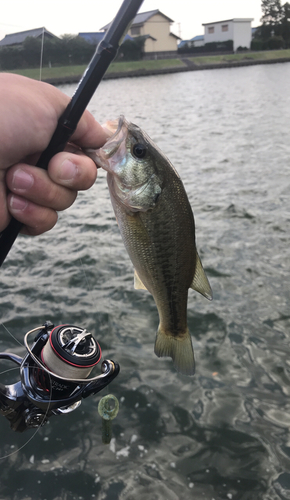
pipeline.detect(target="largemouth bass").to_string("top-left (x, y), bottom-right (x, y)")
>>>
top-left (86, 116), bottom-right (212, 375)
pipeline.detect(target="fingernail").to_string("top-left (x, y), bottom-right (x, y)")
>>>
top-left (12, 169), bottom-right (34, 190)
top-left (10, 195), bottom-right (28, 211)
top-left (59, 159), bottom-right (78, 181)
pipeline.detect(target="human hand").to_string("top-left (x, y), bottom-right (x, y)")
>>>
top-left (0, 74), bottom-right (108, 235)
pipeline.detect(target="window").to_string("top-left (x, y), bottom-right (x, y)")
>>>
top-left (222, 24), bottom-right (228, 32)
top-left (208, 27), bottom-right (214, 34)
top-left (131, 26), bottom-right (140, 35)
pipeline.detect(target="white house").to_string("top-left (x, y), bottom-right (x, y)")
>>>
top-left (202, 18), bottom-right (254, 51)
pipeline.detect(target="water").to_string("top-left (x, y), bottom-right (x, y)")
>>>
top-left (1, 63), bottom-right (290, 499)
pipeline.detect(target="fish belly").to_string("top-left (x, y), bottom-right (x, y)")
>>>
top-left (109, 175), bottom-right (197, 375)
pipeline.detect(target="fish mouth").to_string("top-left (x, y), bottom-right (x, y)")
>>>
top-left (83, 116), bottom-right (127, 170)
top-left (102, 116), bottom-right (123, 138)
top-left (86, 116), bottom-right (128, 171)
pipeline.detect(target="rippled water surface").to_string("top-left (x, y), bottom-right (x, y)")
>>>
top-left (1, 63), bottom-right (290, 500)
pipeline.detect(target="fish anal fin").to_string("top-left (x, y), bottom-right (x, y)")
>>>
top-left (191, 251), bottom-right (213, 301)
top-left (134, 269), bottom-right (148, 290)
top-left (154, 327), bottom-right (195, 376)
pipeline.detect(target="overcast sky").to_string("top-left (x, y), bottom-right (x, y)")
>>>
top-left (1, 0), bottom-right (263, 42)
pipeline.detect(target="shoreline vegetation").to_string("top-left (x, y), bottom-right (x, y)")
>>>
top-left (3, 49), bottom-right (290, 85)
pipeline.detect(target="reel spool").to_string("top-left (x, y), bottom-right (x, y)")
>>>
top-left (41, 325), bottom-right (101, 379)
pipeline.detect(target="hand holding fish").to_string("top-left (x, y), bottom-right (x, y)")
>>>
top-left (0, 74), bottom-right (108, 235)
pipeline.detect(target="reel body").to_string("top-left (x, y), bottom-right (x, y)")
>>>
top-left (0, 322), bottom-right (119, 432)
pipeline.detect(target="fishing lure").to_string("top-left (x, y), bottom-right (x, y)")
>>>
top-left (98, 394), bottom-right (119, 444)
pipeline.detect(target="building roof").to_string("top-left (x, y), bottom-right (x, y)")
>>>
top-left (178, 35), bottom-right (204, 48)
top-left (169, 32), bottom-right (181, 40)
top-left (79, 32), bottom-right (133, 45)
top-left (78, 32), bottom-right (105, 45)
top-left (178, 40), bottom-right (189, 48)
top-left (101, 9), bottom-right (174, 31)
top-left (192, 35), bottom-right (204, 41)
top-left (0, 27), bottom-right (57, 46)
top-left (202, 18), bottom-right (254, 26)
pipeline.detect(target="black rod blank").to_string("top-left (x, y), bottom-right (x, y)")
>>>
top-left (0, 0), bottom-right (144, 267)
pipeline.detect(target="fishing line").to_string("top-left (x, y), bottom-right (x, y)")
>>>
top-left (0, 359), bottom-right (53, 460)
top-left (39, 27), bottom-right (45, 82)
top-left (0, 322), bottom-right (24, 347)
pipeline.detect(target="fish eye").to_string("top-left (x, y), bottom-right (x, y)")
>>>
top-left (132, 143), bottom-right (147, 159)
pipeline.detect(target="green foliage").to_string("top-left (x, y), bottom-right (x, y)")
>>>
top-left (0, 46), bottom-right (24, 69)
top-left (266, 34), bottom-right (285, 47)
top-left (178, 39), bottom-right (233, 55)
top-left (117, 37), bottom-right (145, 61)
top-left (0, 34), bottom-right (95, 70)
top-left (252, 1), bottom-right (290, 49)
top-left (261, 0), bottom-right (283, 24)
top-left (251, 38), bottom-right (265, 50)
top-left (206, 40), bottom-right (234, 51)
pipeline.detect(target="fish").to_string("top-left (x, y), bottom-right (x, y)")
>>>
top-left (85, 116), bottom-right (212, 376)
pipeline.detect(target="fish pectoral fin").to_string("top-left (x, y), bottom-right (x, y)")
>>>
top-left (134, 270), bottom-right (148, 290)
top-left (190, 251), bottom-right (213, 301)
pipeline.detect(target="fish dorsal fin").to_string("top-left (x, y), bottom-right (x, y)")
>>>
top-left (134, 269), bottom-right (148, 290)
top-left (191, 251), bottom-right (213, 301)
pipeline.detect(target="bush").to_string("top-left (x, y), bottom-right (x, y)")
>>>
top-left (205, 40), bottom-right (234, 52)
top-left (178, 39), bottom-right (233, 55)
top-left (266, 35), bottom-right (285, 49)
top-left (251, 38), bottom-right (265, 51)
top-left (0, 34), bottom-right (96, 70)
top-left (0, 46), bottom-right (25, 69)
top-left (117, 37), bottom-right (145, 61)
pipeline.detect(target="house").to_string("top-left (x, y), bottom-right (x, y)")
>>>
top-left (202, 19), bottom-right (254, 51)
top-left (0, 27), bottom-right (57, 47)
top-left (191, 35), bottom-right (205, 47)
top-left (101, 9), bottom-right (180, 54)
top-left (178, 35), bottom-right (204, 50)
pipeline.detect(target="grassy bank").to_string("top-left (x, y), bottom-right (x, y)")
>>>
top-left (5, 58), bottom-right (184, 81)
top-left (2, 49), bottom-right (290, 81)
top-left (189, 49), bottom-right (290, 66)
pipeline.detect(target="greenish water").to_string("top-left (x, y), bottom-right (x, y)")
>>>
top-left (1, 63), bottom-right (290, 499)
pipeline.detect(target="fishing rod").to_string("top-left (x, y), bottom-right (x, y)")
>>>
top-left (0, 0), bottom-right (144, 267)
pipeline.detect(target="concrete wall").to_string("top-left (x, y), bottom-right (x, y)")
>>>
top-left (204, 21), bottom-right (234, 45)
top-left (233, 21), bottom-right (252, 50)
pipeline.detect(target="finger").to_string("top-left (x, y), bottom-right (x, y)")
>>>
top-left (6, 163), bottom-right (77, 212)
top-left (0, 174), bottom-right (10, 232)
top-left (71, 111), bottom-right (109, 149)
top-left (47, 150), bottom-right (98, 190)
top-left (0, 75), bottom-right (109, 171)
top-left (8, 194), bottom-right (58, 236)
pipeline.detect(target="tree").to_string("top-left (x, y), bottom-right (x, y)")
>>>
top-left (261, 0), bottom-right (283, 24)
top-left (281, 2), bottom-right (290, 45)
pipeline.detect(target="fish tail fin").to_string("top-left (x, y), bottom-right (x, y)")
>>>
top-left (154, 327), bottom-right (195, 376)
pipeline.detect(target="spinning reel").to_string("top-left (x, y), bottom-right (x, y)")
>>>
top-left (0, 321), bottom-right (119, 432)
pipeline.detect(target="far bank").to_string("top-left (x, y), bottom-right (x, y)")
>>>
top-left (3, 49), bottom-right (290, 85)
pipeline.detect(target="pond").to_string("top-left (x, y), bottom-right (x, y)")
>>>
top-left (1, 62), bottom-right (290, 500)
